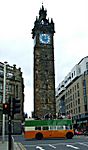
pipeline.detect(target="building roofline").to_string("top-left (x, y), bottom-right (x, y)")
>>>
top-left (78, 56), bottom-right (88, 65)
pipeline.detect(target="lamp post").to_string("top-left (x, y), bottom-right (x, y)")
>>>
top-left (2, 61), bottom-right (7, 143)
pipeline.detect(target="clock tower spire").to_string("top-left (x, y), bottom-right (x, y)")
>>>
top-left (32, 5), bottom-right (56, 119)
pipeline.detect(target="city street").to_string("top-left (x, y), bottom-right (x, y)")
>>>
top-left (14, 135), bottom-right (88, 150)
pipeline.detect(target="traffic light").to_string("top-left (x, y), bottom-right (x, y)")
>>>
top-left (3, 103), bottom-right (9, 114)
top-left (12, 98), bottom-right (20, 115)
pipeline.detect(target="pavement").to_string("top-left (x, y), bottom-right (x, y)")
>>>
top-left (0, 141), bottom-right (26, 150)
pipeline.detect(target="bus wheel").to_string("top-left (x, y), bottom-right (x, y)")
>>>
top-left (66, 132), bottom-right (73, 139)
top-left (35, 133), bottom-right (43, 140)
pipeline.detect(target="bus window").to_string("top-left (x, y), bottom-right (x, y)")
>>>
top-left (57, 126), bottom-right (63, 130)
top-left (66, 126), bottom-right (70, 130)
top-left (50, 126), bottom-right (56, 130)
top-left (28, 127), bottom-right (35, 131)
top-left (43, 126), bottom-right (49, 130)
top-left (35, 126), bottom-right (41, 130)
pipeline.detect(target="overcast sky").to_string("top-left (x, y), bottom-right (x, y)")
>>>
top-left (0, 0), bottom-right (88, 116)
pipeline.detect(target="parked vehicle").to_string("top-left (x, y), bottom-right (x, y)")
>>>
top-left (74, 129), bottom-right (83, 135)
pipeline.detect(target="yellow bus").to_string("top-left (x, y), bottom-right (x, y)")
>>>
top-left (24, 118), bottom-right (74, 140)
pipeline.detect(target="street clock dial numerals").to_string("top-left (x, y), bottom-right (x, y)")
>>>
top-left (40, 34), bottom-right (50, 44)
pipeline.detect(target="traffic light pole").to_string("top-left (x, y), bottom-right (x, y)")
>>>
top-left (8, 116), bottom-right (12, 150)
top-left (2, 62), bottom-right (7, 143)
top-left (8, 96), bottom-right (12, 150)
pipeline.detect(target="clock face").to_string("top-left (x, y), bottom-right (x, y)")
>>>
top-left (40, 34), bottom-right (50, 44)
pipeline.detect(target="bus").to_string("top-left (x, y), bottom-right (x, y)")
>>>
top-left (24, 118), bottom-right (74, 140)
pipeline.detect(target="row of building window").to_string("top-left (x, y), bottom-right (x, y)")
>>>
top-left (65, 83), bottom-right (79, 97)
top-left (66, 106), bottom-right (81, 115)
top-left (0, 83), bottom-right (19, 103)
top-left (0, 82), bottom-right (18, 93)
top-left (66, 98), bottom-right (80, 109)
top-left (66, 104), bottom-right (88, 115)
top-left (0, 82), bottom-right (13, 92)
top-left (65, 91), bottom-right (80, 104)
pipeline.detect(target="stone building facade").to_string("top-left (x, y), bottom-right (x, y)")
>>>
top-left (56, 56), bottom-right (88, 128)
top-left (0, 62), bottom-right (24, 134)
top-left (32, 5), bottom-right (56, 118)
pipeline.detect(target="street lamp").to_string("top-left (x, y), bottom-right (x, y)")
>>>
top-left (2, 61), bottom-right (8, 143)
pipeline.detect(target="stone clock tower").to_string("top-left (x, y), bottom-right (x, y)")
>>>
top-left (32, 5), bottom-right (56, 118)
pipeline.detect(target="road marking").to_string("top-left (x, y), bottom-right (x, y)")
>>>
top-left (67, 144), bottom-right (79, 149)
top-left (36, 146), bottom-right (45, 150)
top-left (79, 142), bottom-right (88, 147)
top-left (49, 144), bottom-right (56, 149)
top-left (17, 143), bottom-right (26, 150)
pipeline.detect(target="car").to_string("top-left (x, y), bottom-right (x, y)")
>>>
top-left (74, 130), bottom-right (83, 135)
